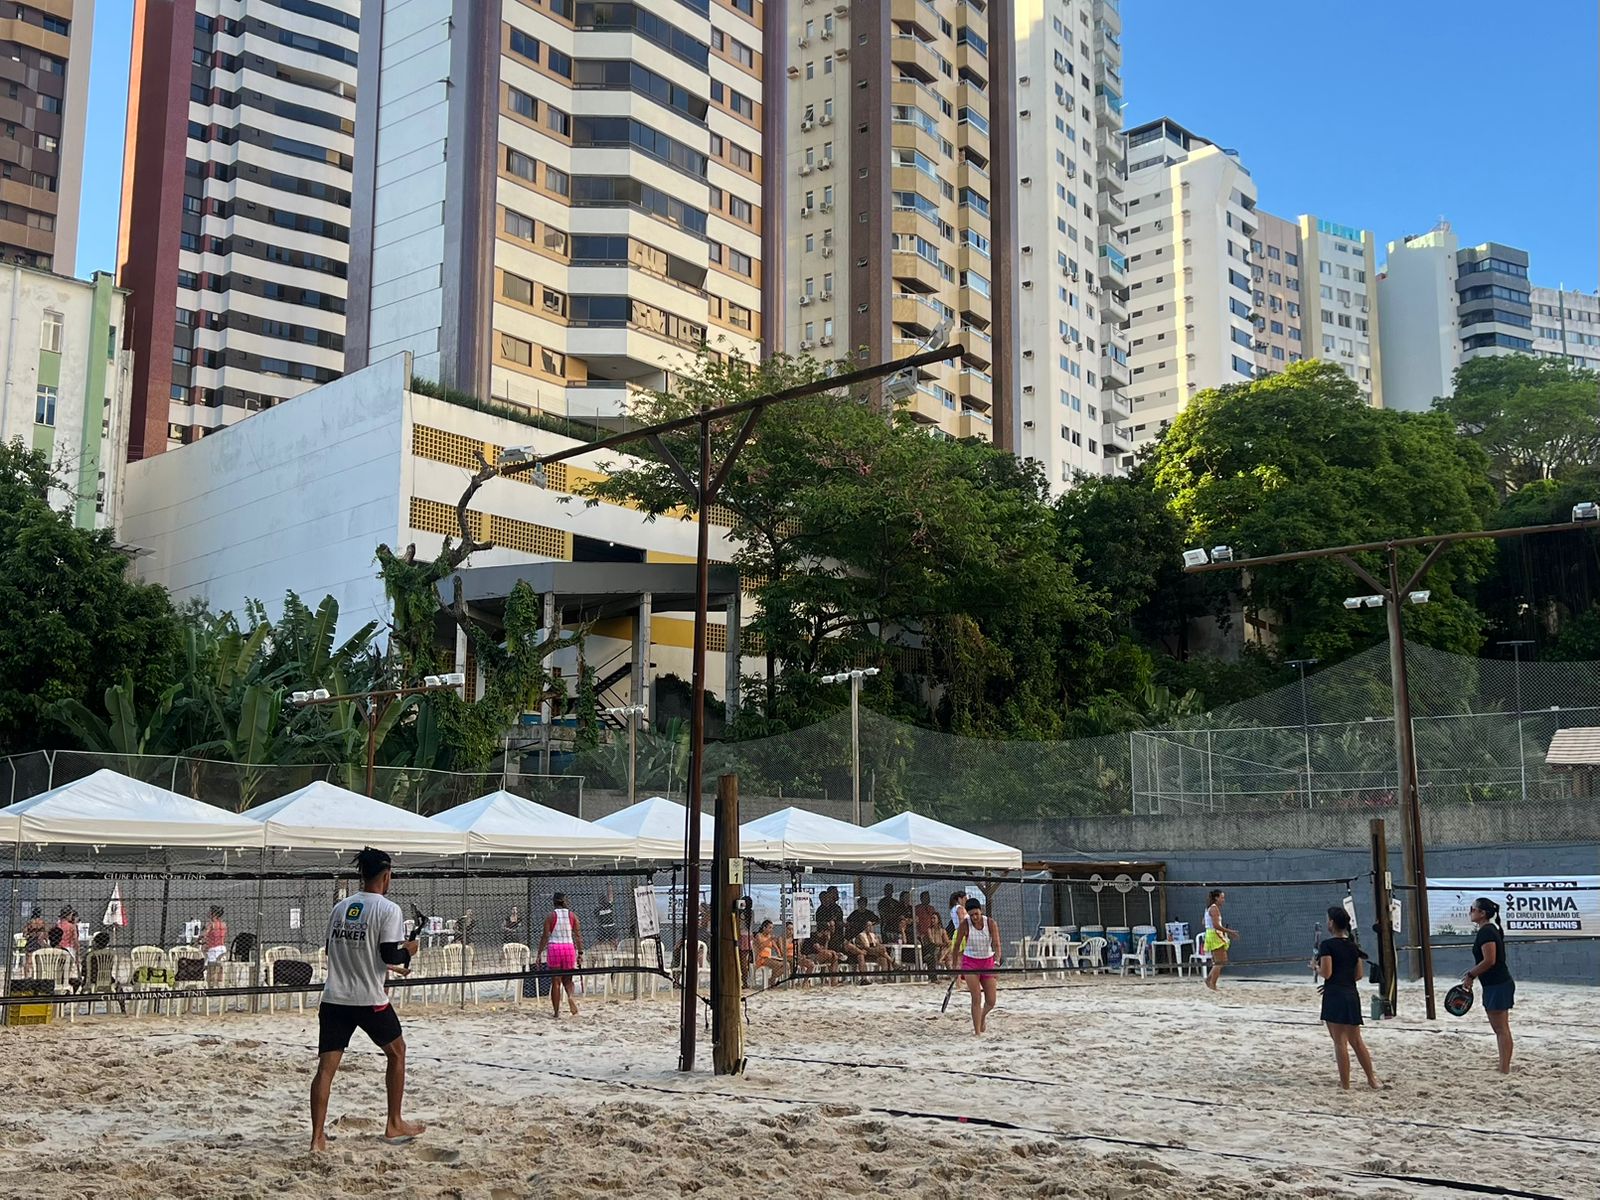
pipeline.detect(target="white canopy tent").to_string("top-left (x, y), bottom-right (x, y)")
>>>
top-left (245, 781), bottom-right (466, 855)
top-left (740, 807), bottom-right (904, 865)
top-left (0, 769), bottom-right (264, 848)
top-left (867, 811), bottom-right (1022, 869)
top-left (593, 796), bottom-right (714, 860)
top-left (434, 790), bottom-right (638, 858)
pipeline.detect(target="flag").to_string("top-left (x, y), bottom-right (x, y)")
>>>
top-left (103, 883), bottom-right (127, 927)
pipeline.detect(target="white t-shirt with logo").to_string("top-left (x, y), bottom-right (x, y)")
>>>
top-left (323, 891), bottom-right (406, 1007)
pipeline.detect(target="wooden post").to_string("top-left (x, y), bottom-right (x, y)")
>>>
top-left (1370, 818), bottom-right (1398, 1019)
top-left (711, 772), bottom-right (744, 1076)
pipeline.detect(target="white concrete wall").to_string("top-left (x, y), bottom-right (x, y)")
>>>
top-left (1377, 227), bottom-right (1459, 412)
top-left (121, 355), bottom-right (410, 634)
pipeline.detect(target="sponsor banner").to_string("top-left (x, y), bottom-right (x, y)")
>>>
top-left (1429, 876), bottom-right (1599, 938)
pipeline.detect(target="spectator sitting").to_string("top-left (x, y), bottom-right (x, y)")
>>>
top-left (802, 920), bottom-right (842, 981)
top-left (22, 907), bottom-right (48, 954)
top-left (915, 892), bottom-right (949, 980)
top-left (844, 897), bottom-right (876, 942)
top-left (854, 915), bottom-right (894, 976)
top-left (876, 885), bottom-right (904, 940)
top-left (752, 920), bottom-right (780, 977)
top-left (502, 906), bottom-right (524, 937)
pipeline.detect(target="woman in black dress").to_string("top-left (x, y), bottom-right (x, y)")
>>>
top-left (1318, 906), bottom-right (1379, 1090)
top-left (1461, 896), bottom-right (1515, 1073)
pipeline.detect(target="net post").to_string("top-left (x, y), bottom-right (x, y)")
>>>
top-left (711, 772), bottom-right (744, 1075)
top-left (1370, 818), bottom-right (1398, 1019)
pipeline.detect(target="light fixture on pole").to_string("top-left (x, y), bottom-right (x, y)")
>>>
top-left (821, 668), bottom-right (881, 825)
top-left (1183, 507), bottom-right (1600, 1022)
top-left (604, 704), bottom-right (649, 806)
top-left (291, 674), bottom-right (465, 797)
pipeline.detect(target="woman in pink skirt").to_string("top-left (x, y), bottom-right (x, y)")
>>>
top-left (539, 893), bottom-right (584, 1019)
top-left (951, 896), bottom-right (1002, 1035)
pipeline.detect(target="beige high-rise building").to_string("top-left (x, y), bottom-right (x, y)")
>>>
top-left (347, 0), bottom-right (771, 424)
top-left (1251, 212), bottom-right (1381, 406)
top-left (0, 0), bottom-right (93, 275)
top-left (781, 0), bottom-right (1015, 444)
top-left (1120, 117), bottom-right (1257, 450)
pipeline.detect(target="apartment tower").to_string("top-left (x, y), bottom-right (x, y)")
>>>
top-left (781, 0), bottom-right (1014, 444)
top-left (1012, 0), bottom-right (1131, 487)
top-left (0, 0), bottom-right (93, 273)
top-left (1531, 285), bottom-right (1600, 370)
top-left (1376, 223), bottom-right (1459, 412)
top-left (118, 0), bottom-right (359, 459)
top-left (1456, 240), bottom-right (1532, 361)
top-left (1119, 117), bottom-right (1257, 450)
top-left (346, 0), bottom-right (769, 423)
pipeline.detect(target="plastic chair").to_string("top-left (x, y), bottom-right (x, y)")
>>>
top-left (501, 942), bottom-right (531, 1003)
top-left (168, 946), bottom-right (206, 1013)
top-left (440, 944), bottom-right (478, 1005)
top-left (27, 948), bottom-right (74, 1020)
top-left (268, 954), bottom-right (312, 1012)
top-left (1119, 939), bottom-right (1151, 979)
top-left (1077, 936), bottom-right (1107, 973)
top-left (127, 946), bottom-right (173, 1016)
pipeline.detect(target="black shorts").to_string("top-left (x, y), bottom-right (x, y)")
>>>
top-left (318, 1002), bottom-right (403, 1055)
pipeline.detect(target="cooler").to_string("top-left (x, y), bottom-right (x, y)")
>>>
top-left (1106, 927), bottom-right (1133, 955)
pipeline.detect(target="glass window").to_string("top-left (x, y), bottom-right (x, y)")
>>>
top-left (39, 311), bottom-right (63, 352)
top-left (34, 384), bottom-right (56, 425)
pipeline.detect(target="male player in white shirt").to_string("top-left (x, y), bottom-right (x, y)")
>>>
top-left (309, 847), bottom-right (425, 1151)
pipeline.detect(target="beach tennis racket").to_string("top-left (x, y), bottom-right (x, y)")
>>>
top-left (1444, 984), bottom-right (1474, 1017)
top-left (939, 929), bottom-right (967, 1013)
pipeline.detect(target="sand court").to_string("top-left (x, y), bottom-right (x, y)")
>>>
top-left (0, 977), bottom-right (1593, 1199)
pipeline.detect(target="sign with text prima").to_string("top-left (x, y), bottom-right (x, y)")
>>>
top-left (1429, 876), bottom-right (1599, 938)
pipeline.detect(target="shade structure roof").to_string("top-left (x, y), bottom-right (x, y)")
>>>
top-left (434, 790), bottom-right (638, 858)
top-left (592, 796), bottom-right (714, 860)
top-left (867, 811), bottom-right (1023, 869)
top-left (1546, 726), bottom-right (1600, 767)
top-left (0, 769), bottom-right (263, 848)
top-left (740, 806), bottom-right (905, 864)
top-left (245, 781), bottom-right (466, 854)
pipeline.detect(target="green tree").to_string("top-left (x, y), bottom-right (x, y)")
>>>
top-left (1435, 355), bottom-right (1600, 493)
top-left (1153, 361), bottom-right (1498, 664)
top-left (0, 439), bottom-right (181, 753)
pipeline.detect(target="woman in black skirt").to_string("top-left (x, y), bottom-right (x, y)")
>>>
top-left (1318, 906), bottom-right (1379, 1090)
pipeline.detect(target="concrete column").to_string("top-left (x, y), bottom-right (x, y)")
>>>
top-left (633, 591), bottom-right (653, 713)
top-left (723, 592), bottom-right (741, 723)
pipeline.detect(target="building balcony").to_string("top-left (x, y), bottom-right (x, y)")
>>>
top-left (957, 408), bottom-right (992, 439)
top-left (890, 0), bottom-right (945, 40)
top-left (890, 34), bottom-right (945, 85)
top-left (892, 290), bottom-right (953, 335)
top-left (1101, 351), bottom-right (1131, 388)
top-left (1102, 423), bottom-right (1133, 455)
top-left (959, 285), bottom-right (992, 322)
top-left (958, 366), bottom-right (992, 408)
top-left (892, 250), bottom-right (948, 294)
top-left (957, 81), bottom-right (989, 124)
top-left (1098, 242), bottom-right (1128, 281)
top-left (1102, 390), bottom-right (1132, 423)
top-left (960, 327), bottom-right (992, 368)
top-left (1101, 285), bottom-right (1129, 321)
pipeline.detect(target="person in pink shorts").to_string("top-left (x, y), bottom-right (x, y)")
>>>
top-left (539, 893), bottom-right (584, 1019)
top-left (951, 897), bottom-right (1002, 1035)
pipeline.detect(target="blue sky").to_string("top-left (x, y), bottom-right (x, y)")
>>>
top-left (1121, 0), bottom-right (1599, 292)
top-left (79, 1), bottom-right (1600, 291)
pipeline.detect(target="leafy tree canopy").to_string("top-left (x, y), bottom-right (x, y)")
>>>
top-left (1435, 354), bottom-right (1600, 493)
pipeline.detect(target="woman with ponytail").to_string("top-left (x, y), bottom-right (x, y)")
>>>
top-left (1463, 896), bottom-right (1515, 1073)
top-left (1317, 906), bottom-right (1379, 1090)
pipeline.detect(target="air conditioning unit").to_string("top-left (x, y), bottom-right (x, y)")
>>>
top-left (1073, 340), bottom-right (1083, 350)
top-left (820, 289), bottom-right (833, 301)
top-left (799, 294), bottom-right (813, 306)
top-left (821, 246), bottom-right (834, 258)
top-left (820, 334), bottom-right (835, 346)
top-left (833, 47), bottom-right (847, 60)
top-left (834, 2), bottom-right (847, 13)
top-left (1067, 166), bottom-right (1077, 178)
top-left (819, 113), bottom-right (834, 125)
top-left (800, 117), bottom-right (814, 130)
top-left (1060, 333), bottom-right (1071, 344)
top-left (786, 65), bottom-right (800, 78)
top-left (799, 163), bottom-right (813, 175)
top-left (820, 201), bottom-right (833, 212)
top-left (799, 338), bottom-right (815, 349)
top-left (801, 206), bottom-right (814, 218)
top-left (819, 157), bottom-right (832, 170)
top-left (798, 35), bottom-right (810, 48)
top-left (821, 26), bottom-right (833, 40)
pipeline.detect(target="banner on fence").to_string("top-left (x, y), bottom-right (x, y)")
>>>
top-left (1430, 876), bottom-right (1599, 937)
top-left (634, 885), bottom-right (659, 938)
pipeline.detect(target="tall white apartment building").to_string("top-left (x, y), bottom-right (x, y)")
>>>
top-left (1376, 223), bottom-right (1460, 412)
top-left (1013, 0), bottom-right (1132, 488)
top-left (120, 0), bottom-right (360, 459)
top-left (1531, 285), bottom-right (1600, 370)
top-left (1120, 117), bottom-right (1257, 450)
top-left (1292, 216), bottom-right (1381, 405)
top-left (346, 0), bottom-right (770, 424)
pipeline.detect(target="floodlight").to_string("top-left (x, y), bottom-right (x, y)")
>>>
top-left (290, 691), bottom-right (310, 704)
top-left (442, 672), bottom-right (466, 686)
top-left (1182, 548), bottom-right (1209, 568)
top-left (311, 688), bottom-right (331, 701)
top-left (424, 675), bottom-right (442, 687)
top-left (1209, 545), bottom-right (1234, 563)
top-left (1364, 595), bottom-right (1385, 609)
top-left (497, 446), bottom-right (533, 468)
top-left (1407, 590), bottom-right (1431, 605)
top-left (1343, 597), bottom-right (1361, 610)
top-left (1572, 501), bottom-right (1599, 522)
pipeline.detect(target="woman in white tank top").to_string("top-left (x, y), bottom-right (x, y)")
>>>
top-left (539, 893), bottom-right (584, 1019)
top-left (952, 897), bottom-right (1002, 1036)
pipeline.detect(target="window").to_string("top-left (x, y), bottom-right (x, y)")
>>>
top-left (505, 209), bottom-right (535, 241)
top-left (506, 148), bottom-right (537, 182)
top-left (39, 311), bottom-right (63, 352)
top-left (728, 195), bottom-right (752, 222)
top-left (728, 248), bottom-right (753, 276)
top-left (1231, 355), bottom-right (1254, 376)
top-left (500, 332), bottom-right (533, 366)
top-left (509, 87), bottom-right (536, 119)
top-left (33, 384), bottom-right (56, 426)
top-left (545, 166), bottom-right (569, 195)
top-left (1285, 252), bottom-right (1298, 266)
top-left (502, 272), bottom-right (534, 305)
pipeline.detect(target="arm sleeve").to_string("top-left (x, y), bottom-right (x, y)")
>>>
top-left (378, 901), bottom-right (410, 966)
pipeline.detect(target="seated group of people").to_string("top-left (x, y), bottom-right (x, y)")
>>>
top-left (743, 885), bottom-right (962, 984)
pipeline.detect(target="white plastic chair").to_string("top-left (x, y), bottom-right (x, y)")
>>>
top-left (440, 943), bottom-right (478, 1005)
top-left (267, 953), bottom-right (312, 1012)
top-left (28, 948), bottom-right (74, 1020)
top-left (502, 942), bottom-right (532, 1004)
top-left (1119, 939), bottom-right (1151, 979)
top-left (1077, 936), bottom-right (1107, 973)
top-left (168, 945), bottom-right (205, 1013)
top-left (1191, 936), bottom-right (1214, 979)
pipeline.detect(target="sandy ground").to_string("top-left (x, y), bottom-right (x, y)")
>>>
top-left (0, 974), bottom-right (1595, 1200)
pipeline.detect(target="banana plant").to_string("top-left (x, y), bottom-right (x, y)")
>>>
top-left (46, 676), bottom-right (185, 780)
